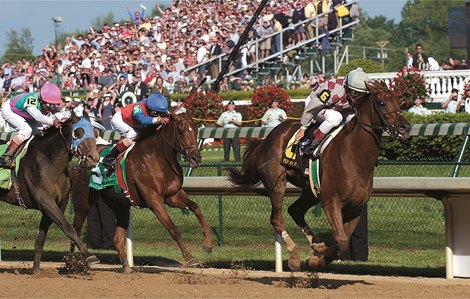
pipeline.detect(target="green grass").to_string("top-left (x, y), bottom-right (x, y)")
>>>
top-left (0, 147), bottom-right (457, 277)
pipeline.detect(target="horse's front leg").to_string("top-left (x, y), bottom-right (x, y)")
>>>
top-left (287, 188), bottom-right (319, 247)
top-left (165, 189), bottom-right (213, 254)
top-left (269, 192), bottom-right (301, 272)
top-left (306, 194), bottom-right (350, 270)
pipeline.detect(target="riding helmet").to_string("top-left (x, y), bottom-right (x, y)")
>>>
top-left (146, 92), bottom-right (169, 113)
top-left (39, 83), bottom-right (63, 104)
top-left (345, 68), bottom-right (370, 93)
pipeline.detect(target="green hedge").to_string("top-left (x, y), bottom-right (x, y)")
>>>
top-left (380, 113), bottom-right (470, 161)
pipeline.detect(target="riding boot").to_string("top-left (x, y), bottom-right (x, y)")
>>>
top-left (0, 138), bottom-right (23, 169)
top-left (302, 129), bottom-right (325, 156)
top-left (102, 139), bottom-right (129, 176)
top-left (302, 138), bottom-right (321, 155)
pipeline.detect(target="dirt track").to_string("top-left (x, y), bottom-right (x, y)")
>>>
top-left (1, 261), bottom-right (470, 298)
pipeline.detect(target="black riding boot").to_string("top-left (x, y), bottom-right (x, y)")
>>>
top-left (0, 139), bottom-right (22, 169)
top-left (101, 146), bottom-right (121, 176)
top-left (302, 138), bottom-right (321, 156)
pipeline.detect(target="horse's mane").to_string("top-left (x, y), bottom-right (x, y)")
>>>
top-left (367, 80), bottom-right (390, 94)
top-left (134, 113), bottom-right (193, 143)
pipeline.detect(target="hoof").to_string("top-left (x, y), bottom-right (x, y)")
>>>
top-left (86, 255), bottom-right (100, 265)
top-left (122, 265), bottom-right (133, 274)
top-left (287, 256), bottom-right (301, 272)
top-left (202, 244), bottom-right (213, 254)
top-left (305, 255), bottom-right (326, 271)
top-left (312, 242), bottom-right (327, 255)
top-left (186, 258), bottom-right (203, 268)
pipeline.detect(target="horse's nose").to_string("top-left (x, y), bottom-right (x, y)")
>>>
top-left (399, 122), bottom-right (411, 138)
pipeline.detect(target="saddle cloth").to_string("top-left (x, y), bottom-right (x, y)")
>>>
top-left (0, 137), bottom-right (34, 190)
top-left (280, 126), bottom-right (344, 198)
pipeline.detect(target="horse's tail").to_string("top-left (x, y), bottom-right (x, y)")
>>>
top-left (226, 138), bottom-right (268, 196)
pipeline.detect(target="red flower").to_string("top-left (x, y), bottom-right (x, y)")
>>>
top-left (186, 91), bottom-right (224, 126)
top-left (247, 85), bottom-right (293, 124)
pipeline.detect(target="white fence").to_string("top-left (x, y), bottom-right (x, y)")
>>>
top-left (369, 69), bottom-right (470, 103)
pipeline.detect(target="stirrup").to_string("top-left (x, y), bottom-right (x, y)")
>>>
top-left (104, 164), bottom-right (115, 177)
top-left (0, 156), bottom-right (15, 169)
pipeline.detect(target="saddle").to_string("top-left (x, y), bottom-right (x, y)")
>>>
top-left (281, 124), bottom-right (343, 177)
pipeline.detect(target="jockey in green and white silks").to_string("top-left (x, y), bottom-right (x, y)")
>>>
top-left (0, 83), bottom-right (64, 168)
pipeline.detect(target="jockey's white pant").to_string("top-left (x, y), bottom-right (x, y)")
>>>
top-left (1, 100), bottom-right (34, 141)
top-left (315, 109), bottom-right (343, 135)
top-left (111, 111), bottom-right (137, 144)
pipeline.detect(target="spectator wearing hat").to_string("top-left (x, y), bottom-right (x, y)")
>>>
top-left (174, 98), bottom-right (187, 115)
top-left (72, 97), bottom-right (85, 117)
top-left (61, 97), bottom-right (73, 117)
top-left (408, 95), bottom-right (431, 115)
top-left (216, 100), bottom-right (242, 162)
top-left (261, 99), bottom-right (287, 127)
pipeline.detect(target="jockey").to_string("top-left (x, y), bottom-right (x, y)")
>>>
top-left (295, 68), bottom-right (370, 154)
top-left (0, 83), bottom-right (64, 168)
top-left (101, 92), bottom-right (170, 175)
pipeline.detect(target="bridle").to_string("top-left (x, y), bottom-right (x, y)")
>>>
top-left (57, 117), bottom-right (95, 164)
top-left (161, 116), bottom-right (199, 160)
top-left (354, 89), bottom-right (404, 142)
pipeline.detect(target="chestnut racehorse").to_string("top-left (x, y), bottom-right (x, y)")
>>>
top-left (227, 81), bottom-right (411, 271)
top-left (70, 112), bottom-right (213, 273)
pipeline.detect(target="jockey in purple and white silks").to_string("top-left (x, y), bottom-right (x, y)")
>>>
top-left (0, 83), bottom-right (64, 168)
top-left (295, 68), bottom-right (371, 155)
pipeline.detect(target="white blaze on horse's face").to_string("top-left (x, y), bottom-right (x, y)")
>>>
top-left (188, 127), bottom-right (193, 132)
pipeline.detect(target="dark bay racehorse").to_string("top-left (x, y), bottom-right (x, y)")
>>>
top-left (0, 113), bottom-right (100, 273)
top-left (227, 81), bottom-right (411, 271)
top-left (70, 112), bottom-right (213, 273)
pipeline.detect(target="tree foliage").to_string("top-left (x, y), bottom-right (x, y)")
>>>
top-left (91, 11), bottom-right (116, 29)
top-left (1, 28), bottom-right (35, 63)
top-left (351, 0), bottom-right (466, 72)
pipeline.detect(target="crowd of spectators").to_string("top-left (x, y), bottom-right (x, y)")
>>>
top-left (0, 0), bottom-right (353, 117)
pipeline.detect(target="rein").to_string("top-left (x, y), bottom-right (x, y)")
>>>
top-left (160, 118), bottom-right (198, 159)
top-left (354, 90), bottom-right (403, 144)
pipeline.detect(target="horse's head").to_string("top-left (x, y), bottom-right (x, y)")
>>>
top-left (356, 80), bottom-right (411, 140)
top-left (171, 112), bottom-right (202, 168)
top-left (63, 112), bottom-right (100, 168)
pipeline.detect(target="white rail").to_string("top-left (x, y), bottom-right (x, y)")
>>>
top-left (178, 176), bottom-right (470, 279)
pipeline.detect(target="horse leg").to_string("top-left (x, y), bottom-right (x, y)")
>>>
top-left (148, 198), bottom-right (200, 267)
top-left (306, 195), bottom-right (348, 271)
top-left (32, 214), bottom-right (53, 273)
top-left (39, 200), bottom-right (100, 266)
top-left (165, 189), bottom-right (213, 253)
top-left (287, 188), bottom-right (319, 247)
top-left (269, 191), bottom-right (301, 272)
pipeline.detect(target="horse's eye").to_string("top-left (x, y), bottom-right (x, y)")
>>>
top-left (380, 101), bottom-right (385, 106)
top-left (72, 127), bottom-right (85, 140)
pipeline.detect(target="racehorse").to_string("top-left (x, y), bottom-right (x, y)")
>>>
top-left (227, 80), bottom-right (411, 271)
top-left (70, 112), bottom-right (213, 273)
top-left (0, 113), bottom-right (100, 273)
